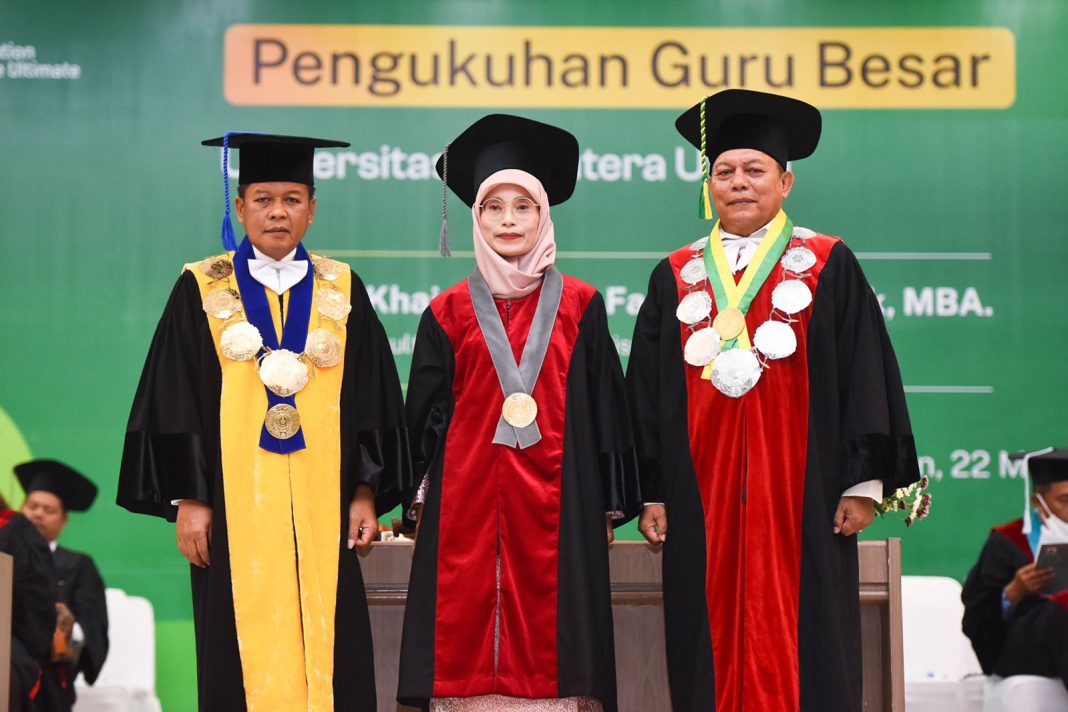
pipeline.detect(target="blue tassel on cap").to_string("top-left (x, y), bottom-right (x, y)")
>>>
top-left (220, 131), bottom-right (239, 252)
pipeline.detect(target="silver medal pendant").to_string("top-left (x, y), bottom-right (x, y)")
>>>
top-left (680, 258), bottom-right (708, 285)
top-left (792, 226), bottom-right (816, 239)
top-left (689, 236), bottom-right (709, 251)
top-left (711, 348), bottom-right (762, 398)
top-left (258, 349), bottom-right (310, 397)
top-left (771, 280), bottom-right (813, 315)
top-left (676, 290), bottom-right (713, 325)
top-left (753, 320), bottom-right (797, 360)
top-left (780, 246), bottom-right (817, 274)
top-left (684, 327), bottom-right (721, 367)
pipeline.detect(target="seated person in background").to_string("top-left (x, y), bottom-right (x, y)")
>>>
top-left (17, 460), bottom-right (108, 712)
top-left (962, 448), bottom-right (1068, 690)
top-left (0, 491), bottom-right (56, 712)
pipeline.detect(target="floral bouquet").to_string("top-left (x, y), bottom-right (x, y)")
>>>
top-left (874, 476), bottom-right (932, 527)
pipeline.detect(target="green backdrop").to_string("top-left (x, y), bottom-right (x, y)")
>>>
top-left (2, 1), bottom-right (1066, 710)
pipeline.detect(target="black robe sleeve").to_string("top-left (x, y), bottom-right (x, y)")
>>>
top-left (118, 271), bottom-right (219, 520)
top-left (56, 548), bottom-right (109, 685)
top-left (403, 308), bottom-right (456, 512)
top-left (821, 242), bottom-right (919, 492)
top-left (340, 270), bottom-right (414, 514)
top-left (625, 259), bottom-right (674, 505)
top-left (961, 531), bottom-right (1024, 674)
top-left (579, 292), bottom-right (642, 520)
top-left (0, 514), bottom-right (57, 673)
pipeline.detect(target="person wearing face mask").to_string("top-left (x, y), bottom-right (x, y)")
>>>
top-left (397, 114), bottom-right (641, 712)
top-left (962, 448), bottom-right (1068, 690)
top-left (117, 133), bottom-right (412, 711)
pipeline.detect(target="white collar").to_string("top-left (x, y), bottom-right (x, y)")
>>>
top-left (719, 219), bottom-right (775, 274)
top-left (719, 218), bottom-right (774, 243)
top-left (248, 245), bottom-right (308, 295)
top-left (49, 540), bottom-right (58, 552)
top-left (251, 245), bottom-right (298, 262)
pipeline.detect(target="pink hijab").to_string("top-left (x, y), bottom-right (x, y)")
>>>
top-left (472, 169), bottom-right (556, 299)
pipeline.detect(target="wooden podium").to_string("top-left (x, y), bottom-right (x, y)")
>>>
top-left (362, 539), bottom-right (903, 711)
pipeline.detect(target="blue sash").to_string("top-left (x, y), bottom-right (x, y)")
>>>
top-left (231, 237), bottom-right (313, 453)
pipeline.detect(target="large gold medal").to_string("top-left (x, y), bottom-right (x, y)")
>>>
top-left (712, 307), bottom-right (746, 340)
top-left (316, 288), bottom-right (352, 321)
top-left (312, 257), bottom-right (346, 282)
top-left (304, 328), bottom-right (343, 368)
top-left (199, 257), bottom-right (233, 281)
top-left (202, 288), bottom-right (242, 319)
top-left (264, 403), bottom-right (301, 439)
top-left (502, 393), bottom-right (538, 428)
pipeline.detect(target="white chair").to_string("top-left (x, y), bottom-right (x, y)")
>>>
top-left (73, 588), bottom-right (163, 712)
top-left (983, 675), bottom-right (1068, 712)
top-left (901, 575), bottom-right (985, 712)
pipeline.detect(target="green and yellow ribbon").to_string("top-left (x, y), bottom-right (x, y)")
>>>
top-left (700, 209), bottom-right (794, 379)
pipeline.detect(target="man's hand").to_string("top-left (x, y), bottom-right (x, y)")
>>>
top-left (347, 484), bottom-right (378, 551)
top-left (55, 602), bottom-right (75, 637)
top-left (177, 500), bottom-right (213, 567)
top-left (606, 514), bottom-right (616, 544)
top-left (1005, 563), bottom-right (1055, 605)
top-left (639, 504), bottom-right (668, 544)
top-left (53, 602), bottom-right (76, 662)
top-left (833, 496), bottom-right (874, 536)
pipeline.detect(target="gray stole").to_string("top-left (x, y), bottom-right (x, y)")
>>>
top-left (468, 267), bottom-right (563, 449)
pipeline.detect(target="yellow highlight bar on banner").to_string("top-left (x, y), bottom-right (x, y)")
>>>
top-left (224, 25), bottom-right (1015, 109)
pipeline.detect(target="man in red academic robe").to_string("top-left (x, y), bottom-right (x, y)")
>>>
top-left (626, 89), bottom-right (920, 712)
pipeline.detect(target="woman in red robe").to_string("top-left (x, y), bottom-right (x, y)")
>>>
top-left (398, 114), bottom-right (641, 712)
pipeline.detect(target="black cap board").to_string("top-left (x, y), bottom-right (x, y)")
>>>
top-left (436, 114), bottom-right (579, 208)
top-left (676, 89), bottom-right (822, 169)
top-left (14, 459), bottom-right (98, 512)
top-left (1028, 449), bottom-right (1068, 486)
top-left (201, 133), bottom-right (350, 186)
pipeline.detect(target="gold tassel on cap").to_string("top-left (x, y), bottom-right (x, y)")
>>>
top-left (697, 96), bottom-right (714, 220)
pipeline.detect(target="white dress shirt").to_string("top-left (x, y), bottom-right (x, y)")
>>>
top-left (248, 245), bottom-right (308, 295)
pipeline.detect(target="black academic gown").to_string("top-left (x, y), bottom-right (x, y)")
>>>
top-left (117, 268), bottom-right (412, 711)
top-left (626, 237), bottom-right (919, 712)
top-left (962, 519), bottom-right (1068, 688)
top-left (0, 511), bottom-right (57, 711)
top-left (398, 278), bottom-right (641, 711)
top-left (33, 546), bottom-right (109, 712)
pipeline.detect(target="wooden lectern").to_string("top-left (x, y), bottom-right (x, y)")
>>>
top-left (363, 538), bottom-right (904, 711)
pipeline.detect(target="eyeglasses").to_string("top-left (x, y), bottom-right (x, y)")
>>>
top-left (478, 197), bottom-right (540, 221)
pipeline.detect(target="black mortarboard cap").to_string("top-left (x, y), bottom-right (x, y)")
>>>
top-left (436, 115), bottom-right (579, 208)
top-left (201, 133), bottom-right (349, 186)
top-left (1027, 449), bottom-right (1068, 486)
top-left (14, 459), bottom-right (98, 512)
top-left (201, 133), bottom-right (349, 251)
top-left (676, 89), bottom-right (822, 169)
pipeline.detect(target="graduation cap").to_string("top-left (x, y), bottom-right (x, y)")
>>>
top-left (201, 133), bottom-right (350, 252)
top-left (1027, 449), bottom-right (1068, 486)
top-left (1006, 447), bottom-right (1068, 534)
top-left (14, 459), bottom-right (98, 512)
top-left (676, 89), bottom-right (822, 219)
top-left (434, 114), bottom-right (579, 256)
